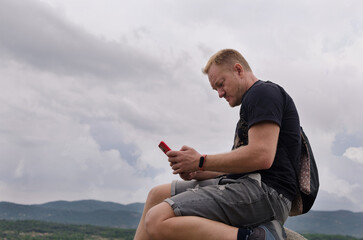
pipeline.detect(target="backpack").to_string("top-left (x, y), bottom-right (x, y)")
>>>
top-left (289, 127), bottom-right (320, 216)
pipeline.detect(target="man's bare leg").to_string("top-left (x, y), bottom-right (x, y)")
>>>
top-left (134, 183), bottom-right (171, 240)
top-left (145, 201), bottom-right (238, 240)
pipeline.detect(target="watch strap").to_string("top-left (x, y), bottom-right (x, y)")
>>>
top-left (199, 155), bottom-right (207, 171)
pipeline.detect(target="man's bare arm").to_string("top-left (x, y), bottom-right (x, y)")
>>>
top-left (168, 121), bottom-right (280, 174)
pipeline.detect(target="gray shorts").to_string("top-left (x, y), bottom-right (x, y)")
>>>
top-left (164, 174), bottom-right (291, 228)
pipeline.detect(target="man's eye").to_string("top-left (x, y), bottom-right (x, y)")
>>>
top-left (218, 80), bottom-right (224, 87)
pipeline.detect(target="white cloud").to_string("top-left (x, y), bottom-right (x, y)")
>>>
top-left (318, 167), bottom-right (363, 211)
top-left (320, 168), bottom-right (359, 198)
top-left (344, 147), bottom-right (363, 164)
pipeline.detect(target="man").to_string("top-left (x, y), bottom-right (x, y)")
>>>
top-left (134, 49), bottom-right (300, 240)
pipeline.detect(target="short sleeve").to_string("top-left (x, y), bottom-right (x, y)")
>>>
top-left (242, 83), bottom-right (284, 129)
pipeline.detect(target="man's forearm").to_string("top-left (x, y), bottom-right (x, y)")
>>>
top-left (202, 148), bottom-right (265, 173)
top-left (202, 122), bottom-right (279, 173)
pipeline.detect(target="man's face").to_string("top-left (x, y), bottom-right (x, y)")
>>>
top-left (208, 63), bottom-right (244, 107)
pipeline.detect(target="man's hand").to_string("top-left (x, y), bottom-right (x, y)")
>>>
top-left (167, 145), bottom-right (200, 174)
top-left (179, 172), bottom-right (198, 181)
top-left (179, 171), bottom-right (226, 181)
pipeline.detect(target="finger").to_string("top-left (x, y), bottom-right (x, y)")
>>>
top-left (166, 150), bottom-right (178, 157)
top-left (168, 156), bottom-right (178, 163)
top-left (180, 145), bottom-right (190, 151)
top-left (173, 168), bottom-right (183, 174)
top-left (181, 173), bottom-right (192, 181)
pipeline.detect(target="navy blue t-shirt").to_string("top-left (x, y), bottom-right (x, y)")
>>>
top-left (230, 80), bottom-right (301, 201)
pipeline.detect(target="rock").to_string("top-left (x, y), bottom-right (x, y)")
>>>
top-left (285, 228), bottom-right (307, 240)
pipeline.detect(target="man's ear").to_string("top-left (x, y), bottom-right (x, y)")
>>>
top-left (234, 63), bottom-right (244, 76)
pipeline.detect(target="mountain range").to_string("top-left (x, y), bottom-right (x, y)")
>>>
top-left (0, 200), bottom-right (143, 229)
top-left (285, 210), bottom-right (363, 238)
top-left (1, 200), bottom-right (363, 238)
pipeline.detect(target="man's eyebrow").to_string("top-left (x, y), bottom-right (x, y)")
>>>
top-left (211, 78), bottom-right (221, 90)
top-left (211, 79), bottom-right (219, 90)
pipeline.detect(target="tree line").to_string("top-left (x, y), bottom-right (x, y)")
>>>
top-left (0, 220), bottom-right (135, 240)
top-left (1, 220), bottom-right (362, 240)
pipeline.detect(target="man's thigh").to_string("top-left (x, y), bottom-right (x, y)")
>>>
top-left (170, 178), bottom-right (220, 196)
top-left (165, 176), bottom-right (275, 228)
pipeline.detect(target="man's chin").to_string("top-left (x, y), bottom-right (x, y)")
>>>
top-left (228, 102), bottom-right (237, 107)
top-left (228, 100), bottom-right (241, 108)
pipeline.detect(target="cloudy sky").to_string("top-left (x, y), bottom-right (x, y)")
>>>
top-left (1, 0), bottom-right (363, 212)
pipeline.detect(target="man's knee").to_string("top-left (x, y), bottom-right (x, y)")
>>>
top-left (144, 205), bottom-right (161, 238)
top-left (145, 202), bottom-right (175, 239)
top-left (146, 183), bottom-right (171, 204)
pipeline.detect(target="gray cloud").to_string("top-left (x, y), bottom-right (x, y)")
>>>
top-left (314, 190), bottom-right (363, 211)
top-left (0, 0), bottom-right (165, 80)
top-left (1, 0), bottom-right (363, 212)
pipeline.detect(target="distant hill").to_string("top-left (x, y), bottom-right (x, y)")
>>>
top-left (1, 200), bottom-right (363, 237)
top-left (39, 199), bottom-right (144, 213)
top-left (0, 200), bottom-right (143, 228)
top-left (285, 210), bottom-right (363, 238)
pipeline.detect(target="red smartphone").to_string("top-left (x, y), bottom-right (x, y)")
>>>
top-left (158, 141), bottom-right (171, 154)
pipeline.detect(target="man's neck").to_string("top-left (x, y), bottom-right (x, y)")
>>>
top-left (244, 72), bottom-right (258, 90)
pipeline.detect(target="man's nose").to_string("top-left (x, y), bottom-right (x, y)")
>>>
top-left (217, 88), bottom-right (225, 98)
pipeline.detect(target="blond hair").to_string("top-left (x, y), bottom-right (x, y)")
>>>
top-left (202, 49), bottom-right (252, 74)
